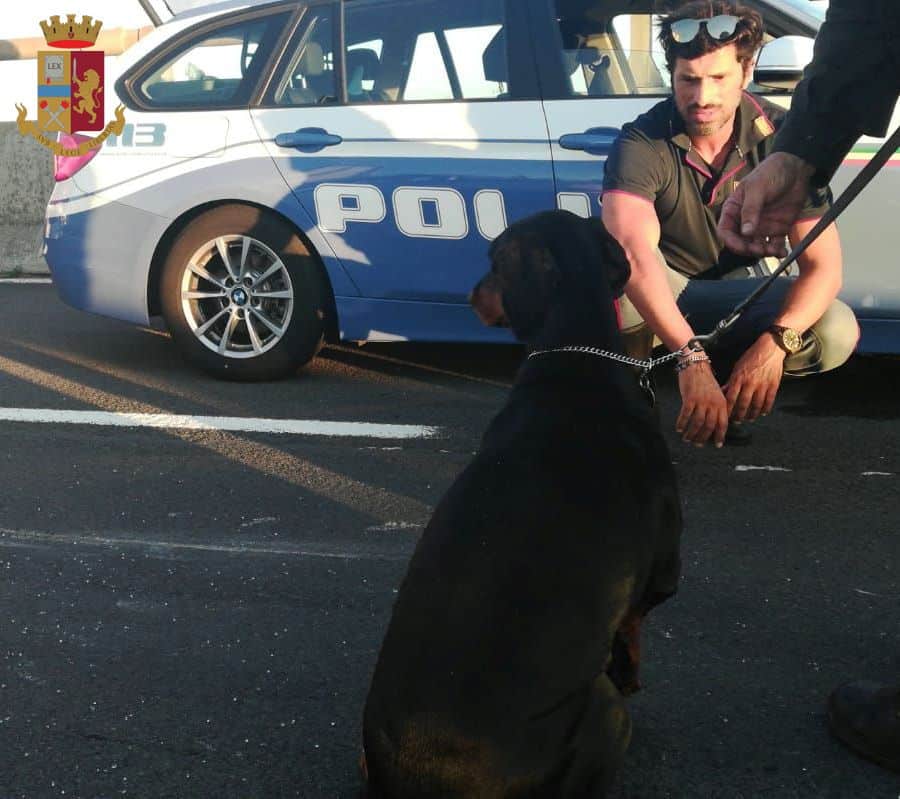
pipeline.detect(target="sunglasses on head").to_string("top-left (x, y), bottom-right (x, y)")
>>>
top-left (668, 14), bottom-right (742, 44)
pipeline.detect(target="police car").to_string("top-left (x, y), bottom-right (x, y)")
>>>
top-left (44, 0), bottom-right (900, 379)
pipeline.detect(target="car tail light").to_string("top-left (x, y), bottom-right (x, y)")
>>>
top-left (54, 133), bottom-right (100, 181)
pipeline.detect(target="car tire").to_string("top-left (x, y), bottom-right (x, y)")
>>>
top-left (160, 205), bottom-right (328, 381)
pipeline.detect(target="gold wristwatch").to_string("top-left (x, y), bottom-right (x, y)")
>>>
top-left (769, 324), bottom-right (803, 354)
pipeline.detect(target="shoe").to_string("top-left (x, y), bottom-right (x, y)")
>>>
top-left (724, 421), bottom-right (752, 446)
top-left (827, 680), bottom-right (900, 773)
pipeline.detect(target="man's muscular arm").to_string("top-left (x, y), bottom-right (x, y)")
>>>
top-left (602, 193), bottom-right (727, 448)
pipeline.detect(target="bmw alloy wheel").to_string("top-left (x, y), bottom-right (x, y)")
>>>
top-left (161, 205), bottom-right (328, 381)
top-left (180, 234), bottom-right (294, 359)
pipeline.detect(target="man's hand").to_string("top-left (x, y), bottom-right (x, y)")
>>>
top-left (718, 153), bottom-right (816, 258)
top-left (675, 361), bottom-right (728, 448)
top-left (724, 334), bottom-right (788, 422)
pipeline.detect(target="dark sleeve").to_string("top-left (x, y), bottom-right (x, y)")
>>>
top-left (772, 0), bottom-right (900, 186)
top-left (766, 114), bottom-right (832, 219)
top-left (602, 124), bottom-right (668, 204)
top-left (796, 183), bottom-right (831, 221)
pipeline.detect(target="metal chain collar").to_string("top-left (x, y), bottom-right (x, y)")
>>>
top-left (527, 345), bottom-right (680, 371)
top-left (526, 345), bottom-right (684, 406)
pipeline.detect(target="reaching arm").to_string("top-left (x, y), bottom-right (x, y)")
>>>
top-left (718, 0), bottom-right (900, 254)
top-left (601, 193), bottom-right (692, 352)
top-left (774, 0), bottom-right (900, 186)
top-left (602, 193), bottom-right (727, 448)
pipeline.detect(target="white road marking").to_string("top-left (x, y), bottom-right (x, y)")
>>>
top-left (0, 407), bottom-right (439, 439)
top-left (734, 465), bottom-right (792, 472)
top-left (0, 277), bottom-right (52, 284)
top-left (239, 517), bottom-right (279, 529)
top-left (0, 528), bottom-right (410, 561)
top-left (366, 522), bottom-right (423, 532)
top-left (861, 471), bottom-right (894, 477)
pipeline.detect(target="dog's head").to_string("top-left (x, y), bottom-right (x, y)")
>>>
top-left (470, 210), bottom-right (630, 346)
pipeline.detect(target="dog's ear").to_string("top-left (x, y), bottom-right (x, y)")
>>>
top-left (587, 216), bottom-right (631, 297)
top-left (487, 231), bottom-right (560, 340)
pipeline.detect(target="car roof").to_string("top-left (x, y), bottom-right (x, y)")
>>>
top-left (168, 0), bottom-right (279, 22)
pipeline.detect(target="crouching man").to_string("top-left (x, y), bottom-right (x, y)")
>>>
top-left (601, 0), bottom-right (858, 447)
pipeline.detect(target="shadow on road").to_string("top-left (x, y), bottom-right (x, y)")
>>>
top-left (319, 341), bottom-right (524, 387)
top-left (779, 354), bottom-right (900, 420)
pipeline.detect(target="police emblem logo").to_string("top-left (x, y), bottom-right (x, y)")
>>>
top-left (14, 14), bottom-right (125, 156)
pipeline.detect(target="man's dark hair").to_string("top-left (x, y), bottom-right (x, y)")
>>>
top-left (658, 0), bottom-right (764, 74)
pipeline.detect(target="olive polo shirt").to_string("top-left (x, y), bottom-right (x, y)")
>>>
top-left (602, 92), bottom-right (830, 278)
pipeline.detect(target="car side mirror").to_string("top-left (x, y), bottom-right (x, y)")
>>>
top-left (753, 35), bottom-right (815, 91)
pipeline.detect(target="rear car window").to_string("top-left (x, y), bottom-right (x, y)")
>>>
top-left (138, 12), bottom-right (289, 107)
top-left (551, 5), bottom-right (669, 98)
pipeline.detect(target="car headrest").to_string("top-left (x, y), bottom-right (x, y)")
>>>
top-left (346, 48), bottom-right (380, 83)
top-left (299, 41), bottom-right (325, 77)
top-left (561, 46), bottom-right (601, 75)
top-left (482, 27), bottom-right (507, 84)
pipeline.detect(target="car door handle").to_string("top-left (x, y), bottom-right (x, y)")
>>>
top-left (274, 127), bottom-right (343, 153)
top-left (558, 127), bottom-right (620, 156)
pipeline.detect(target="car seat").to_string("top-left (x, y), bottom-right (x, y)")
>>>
top-left (284, 41), bottom-right (333, 105)
top-left (346, 48), bottom-right (390, 103)
top-left (482, 28), bottom-right (509, 98)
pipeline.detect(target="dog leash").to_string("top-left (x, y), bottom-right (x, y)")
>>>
top-left (689, 124), bottom-right (900, 350)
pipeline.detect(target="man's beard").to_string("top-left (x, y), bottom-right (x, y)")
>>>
top-left (687, 120), bottom-right (721, 136)
top-left (681, 106), bottom-right (733, 137)
top-left (684, 111), bottom-right (728, 138)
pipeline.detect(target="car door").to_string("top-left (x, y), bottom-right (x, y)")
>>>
top-left (251, 0), bottom-right (556, 320)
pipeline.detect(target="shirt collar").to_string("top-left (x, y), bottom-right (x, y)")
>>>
top-left (668, 91), bottom-right (776, 154)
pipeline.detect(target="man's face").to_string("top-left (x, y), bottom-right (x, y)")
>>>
top-left (672, 43), bottom-right (751, 138)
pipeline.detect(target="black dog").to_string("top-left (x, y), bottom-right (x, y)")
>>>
top-left (362, 210), bottom-right (682, 798)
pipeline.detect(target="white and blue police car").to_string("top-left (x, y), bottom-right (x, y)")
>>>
top-left (44, 0), bottom-right (900, 379)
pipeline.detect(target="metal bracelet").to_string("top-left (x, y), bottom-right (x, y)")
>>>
top-left (674, 353), bottom-right (711, 372)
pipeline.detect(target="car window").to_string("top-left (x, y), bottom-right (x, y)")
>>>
top-left (343, 0), bottom-right (508, 103)
top-left (444, 24), bottom-right (506, 98)
top-left (548, 2), bottom-right (778, 98)
top-left (610, 14), bottom-right (669, 94)
top-left (139, 13), bottom-right (287, 107)
top-left (404, 32), bottom-right (454, 101)
top-left (549, 3), bottom-right (668, 98)
top-left (273, 8), bottom-right (337, 106)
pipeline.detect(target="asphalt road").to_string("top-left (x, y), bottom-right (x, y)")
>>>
top-left (0, 282), bottom-right (897, 798)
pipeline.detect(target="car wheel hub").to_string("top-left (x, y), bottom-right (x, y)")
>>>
top-left (180, 234), bottom-right (294, 359)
